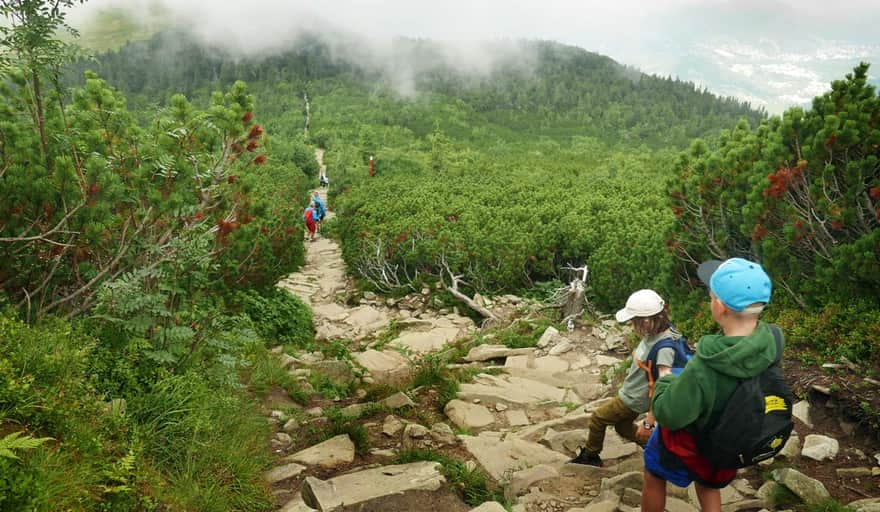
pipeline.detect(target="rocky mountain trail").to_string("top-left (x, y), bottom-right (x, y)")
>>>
top-left (263, 171), bottom-right (879, 512)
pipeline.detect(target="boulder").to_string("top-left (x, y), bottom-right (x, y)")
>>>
top-left (772, 467), bottom-right (830, 504)
top-left (801, 434), bottom-right (839, 461)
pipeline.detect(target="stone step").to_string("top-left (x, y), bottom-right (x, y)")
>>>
top-left (458, 374), bottom-right (568, 407)
top-left (460, 431), bottom-right (569, 481)
top-left (301, 461), bottom-right (445, 511)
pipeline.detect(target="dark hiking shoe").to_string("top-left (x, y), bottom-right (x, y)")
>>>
top-left (569, 447), bottom-right (602, 466)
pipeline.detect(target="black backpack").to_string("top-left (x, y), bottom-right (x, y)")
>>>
top-left (695, 325), bottom-right (794, 469)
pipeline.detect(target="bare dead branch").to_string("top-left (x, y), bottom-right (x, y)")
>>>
top-left (438, 256), bottom-right (498, 321)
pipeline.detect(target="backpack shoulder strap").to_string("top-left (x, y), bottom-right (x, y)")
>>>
top-left (638, 337), bottom-right (677, 396)
top-left (645, 338), bottom-right (678, 367)
top-left (768, 324), bottom-right (783, 366)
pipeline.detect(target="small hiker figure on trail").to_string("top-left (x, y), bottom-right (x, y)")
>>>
top-left (642, 258), bottom-right (783, 512)
top-left (319, 171), bottom-right (329, 188)
top-left (311, 191), bottom-right (326, 231)
top-left (303, 201), bottom-right (319, 242)
top-left (570, 289), bottom-right (683, 467)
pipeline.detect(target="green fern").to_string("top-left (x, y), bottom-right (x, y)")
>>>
top-left (0, 431), bottom-right (53, 460)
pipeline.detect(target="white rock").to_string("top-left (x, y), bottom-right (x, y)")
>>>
top-left (792, 400), bottom-right (813, 428)
top-left (801, 434), bottom-right (839, 461)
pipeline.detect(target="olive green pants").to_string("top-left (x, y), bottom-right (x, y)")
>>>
top-left (584, 396), bottom-right (640, 456)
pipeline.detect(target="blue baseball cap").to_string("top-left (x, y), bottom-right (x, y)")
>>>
top-left (697, 258), bottom-right (772, 311)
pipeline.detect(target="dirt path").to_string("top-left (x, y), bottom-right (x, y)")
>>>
top-left (263, 150), bottom-right (880, 512)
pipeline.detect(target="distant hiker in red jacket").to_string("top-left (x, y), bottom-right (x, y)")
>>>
top-left (303, 202), bottom-right (319, 242)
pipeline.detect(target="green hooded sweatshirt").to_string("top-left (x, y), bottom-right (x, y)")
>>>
top-left (652, 321), bottom-right (782, 432)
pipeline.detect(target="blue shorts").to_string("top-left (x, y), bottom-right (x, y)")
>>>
top-left (644, 429), bottom-right (692, 488)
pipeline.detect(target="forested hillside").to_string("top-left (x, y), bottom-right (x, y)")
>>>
top-left (70, 30), bottom-right (764, 148)
top-left (1, 1), bottom-right (878, 510)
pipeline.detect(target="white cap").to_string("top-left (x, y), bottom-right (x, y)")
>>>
top-left (615, 289), bottom-right (665, 323)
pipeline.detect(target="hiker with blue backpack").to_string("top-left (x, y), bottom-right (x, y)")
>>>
top-left (311, 191), bottom-right (326, 230)
top-left (570, 289), bottom-right (691, 467)
top-left (642, 258), bottom-right (794, 512)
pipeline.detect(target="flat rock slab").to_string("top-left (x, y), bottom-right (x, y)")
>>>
top-left (531, 356), bottom-right (571, 373)
top-left (507, 464), bottom-right (560, 496)
top-left (311, 303), bottom-right (350, 321)
top-left (392, 327), bottom-right (462, 353)
top-left (345, 306), bottom-right (387, 329)
top-left (445, 399), bottom-right (496, 429)
top-left (285, 435), bottom-right (355, 468)
top-left (464, 345), bottom-right (535, 362)
top-left (461, 432), bottom-right (569, 481)
top-left (458, 374), bottom-right (567, 406)
top-left (352, 350), bottom-right (411, 385)
top-left (301, 461), bottom-right (446, 511)
top-left (265, 462), bottom-right (306, 484)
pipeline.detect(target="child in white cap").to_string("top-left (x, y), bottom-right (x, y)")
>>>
top-left (570, 289), bottom-right (684, 466)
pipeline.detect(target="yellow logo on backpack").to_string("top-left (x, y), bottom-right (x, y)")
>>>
top-left (764, 395), bottom-right (787, 413)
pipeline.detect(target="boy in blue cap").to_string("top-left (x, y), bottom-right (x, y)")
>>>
top-left (641, 258), bottom-right (782, 512)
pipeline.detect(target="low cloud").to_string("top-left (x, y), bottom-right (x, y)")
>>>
top-left (67, 0), bottom-right (880, 113)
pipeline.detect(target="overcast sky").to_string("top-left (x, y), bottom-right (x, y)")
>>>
top-left (68, 0), bottom-right (880, 114)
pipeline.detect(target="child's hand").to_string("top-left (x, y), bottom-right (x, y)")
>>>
top-left (636, 421), bottom-right (653, 444)
top-left (657, 366), bottom-right (673, 378)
